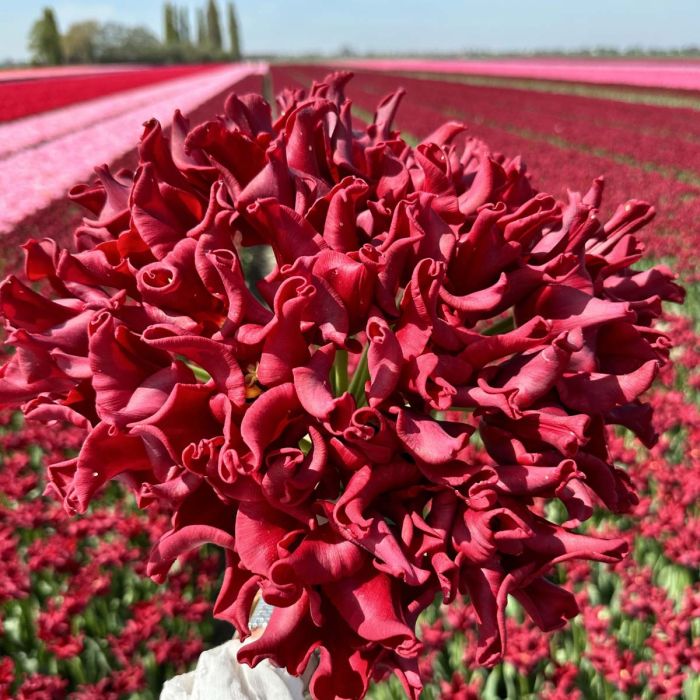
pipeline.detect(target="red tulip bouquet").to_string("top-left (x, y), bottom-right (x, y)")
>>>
top-left (0, 72), bottom-right (684, 699)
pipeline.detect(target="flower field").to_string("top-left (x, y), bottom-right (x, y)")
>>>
top-left (0, 65), bottom-right (151, 84)
top-left (0, 63), bottom-right (266, 271)
top-left (0, 64), bottom-right (229, 123)
top-left (0, 63), bottom-right (266, 237)
top-left (0, 59), bottom-right (699, 699)
top-left (335, 58), bottom-right (700, 92)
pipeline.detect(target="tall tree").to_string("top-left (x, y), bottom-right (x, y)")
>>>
top-left (206, 0), bottom-right (222, 52)
top-left (164, 2), bottom-right (179, 45)
top-left (94, 22), bottom-right (162, 63)
top-left (62, 20), bottom-right (100, 64)
top-left (196, 8), bottom-right (207, 47)
top-left (28, 7), bottom-right (63, 65)
top-left (227, 2), bottom-right (241, 60)
top-left (179, 6), bottom-right (191, 45)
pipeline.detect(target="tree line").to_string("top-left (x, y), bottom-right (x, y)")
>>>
top-left (28, 1), bottom-right (242, 65)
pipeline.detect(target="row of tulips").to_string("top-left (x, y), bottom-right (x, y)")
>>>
top-left (0, 65), bottom-right (153, 85)
top-left (0, 64), bottom-right (267, 236)
top-left (278, 65), bottom-right (700, 182)
top-left (369, 77), bottom-right (700, 175)
top-left (339, 67), bottom-right (700, 143)
top-left (0, 71), bottom-right (266, 280)
top-left (335, 58), bottom-right (700, 92)
top-left (0, 67), bottom-right (265, 160)
top-left (0, 64), bottom-right (223, 123)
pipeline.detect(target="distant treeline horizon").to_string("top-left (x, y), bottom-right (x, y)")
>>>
top-left (23, 2), bottom-right (241, 67)
top-left (265, 46), bottom-right (700, 60)
top-left (6, 48), bottom-right (700, 69)
top-left (9, 6), bottom-right (700, 69)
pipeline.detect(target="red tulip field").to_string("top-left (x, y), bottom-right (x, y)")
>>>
top-left (0, 60), bottom-right (699, 699)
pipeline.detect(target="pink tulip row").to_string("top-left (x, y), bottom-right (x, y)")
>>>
top-left (0, 63), bottom-right (149, 83)
top-left (0, 64), bottom-right (263, 158)
top-left (335, 57), bottom-right (700, 92)
top-left (1, 64), bottom-right (223, 122)
top-left (0, 63), bottom-right (267, 235)
top-left (0, 71), bottom-right (266, 277)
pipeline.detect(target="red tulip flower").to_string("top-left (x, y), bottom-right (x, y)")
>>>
top-left (0, 72), bottom-right (684, 699)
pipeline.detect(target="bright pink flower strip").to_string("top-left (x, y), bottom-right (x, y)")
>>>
top-left (0, 66), bottom-right (256, 158)
top-left (0, 64), bottom-right (226, 122)
top-left (334, 57), bottom-right (700, 91)
top-left (0, 64), bottom-right (150, 83)
top-left (0, 63), bottom-right (267, 233)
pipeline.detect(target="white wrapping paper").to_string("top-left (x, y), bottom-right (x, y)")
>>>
top-left (160, 639), bottom-right (304, 700)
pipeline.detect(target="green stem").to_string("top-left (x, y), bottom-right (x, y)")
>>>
top-left (482, 314), bottom-right (514, 336)
top-left (347, 344), bottom-right (370, 406)
top-left (180, 357), bottom-right (212, 383)
top-left (331, 349), bottom-right (349, 396)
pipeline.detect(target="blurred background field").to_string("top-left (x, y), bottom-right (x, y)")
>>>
top-left (0, 2), bottom-right (699, 698)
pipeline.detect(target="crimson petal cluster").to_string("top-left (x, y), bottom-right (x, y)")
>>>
top-left (0, 72), bottom-right (683, 699)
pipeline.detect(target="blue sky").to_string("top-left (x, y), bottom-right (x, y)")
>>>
top-left (2, 0), bottom-right (700, 62)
